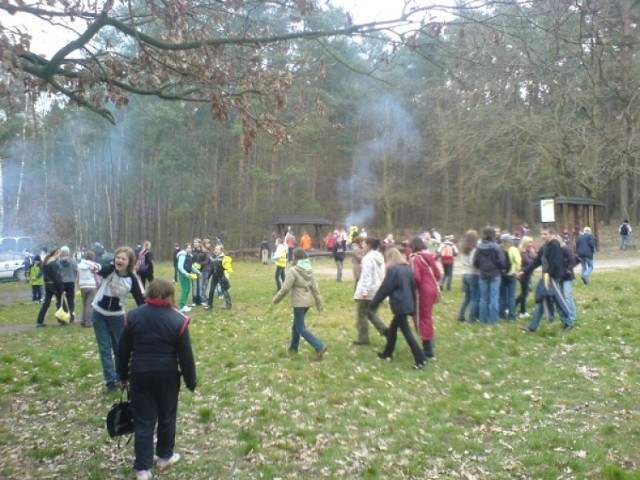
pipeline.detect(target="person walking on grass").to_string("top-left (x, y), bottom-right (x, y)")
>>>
top-left (409, 237), bottom-right (441, 359)
top-left (619, 219), bottom-right (632, 250)
top-left (575, 226), bottom-right (596, 284)
top-left (518, 227), bottom-right (573, 333)
top-left (352, 237), bottom-right (389, 346)
top-left (118, 279), bottom-right (196, 480)
top-left (89, 246), bottom-right (145, 392)
top-left (273, 247), bottom-right (327, 360)
top-left (371, 248), bottom-right (427, 370)
top-left (36, 247), bottom-right (64, 328)
top-left (273, 238), bottom-right (287, 292)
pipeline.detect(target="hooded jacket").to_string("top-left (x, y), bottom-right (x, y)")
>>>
top-left (472, 241), bottom-right (505, 280)
top-left (354, 250), bottom-right (385, 300)
top-left (273, 259), bottom-right (324, 310)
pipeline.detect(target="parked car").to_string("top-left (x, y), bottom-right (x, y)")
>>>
top-left (0, 252), bottom-right (27, 281)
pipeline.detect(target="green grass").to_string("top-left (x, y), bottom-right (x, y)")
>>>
top-left (1, 257), bottom-right (640, 479)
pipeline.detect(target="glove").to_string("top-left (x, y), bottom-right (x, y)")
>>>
top-left (193, 262), bottom-right (201, 270)
top-left (188, 273), bottom-right (198, 280)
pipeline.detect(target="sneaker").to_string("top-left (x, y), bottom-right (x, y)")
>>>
top-left (106, 382), bottom-right (119, 393)
top-left (519, 312), bottom-right (530, 318)
top-left (521, 326), bottom-right (535, 334)
top-left (36, 323), bottom-right (47, 328)
top-left (413, 361), bottom-right (427, 370)
top-left (316, 346), bottom-right (328, 360)
top-left (377, 352), bottom-right (393, 361)
top-left (136, 470), bottom-right (152, 480)
top-left (190, 303), bottom-right (197, 307)
top-left (157, 453), bottom-right (181, 470)
top-left (179, 306), bottom-right (192, 313)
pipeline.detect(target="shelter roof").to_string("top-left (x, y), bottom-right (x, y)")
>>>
top-left (269, 215), bottom-right (334, 227)
top-left (537, 194), bottom-right (605, 206)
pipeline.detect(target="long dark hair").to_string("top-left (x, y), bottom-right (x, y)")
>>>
top-left (460, 230), bottom-right (479, 255)
top-left (364, 237), bottom-right (381, 251)
top-left (409, 236), bottom-right (427, 253)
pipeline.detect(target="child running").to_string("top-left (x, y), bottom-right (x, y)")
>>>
top-left (272, 248), bottom-right (327, 360)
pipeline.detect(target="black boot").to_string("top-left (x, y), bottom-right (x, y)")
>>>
top-left (423, 339), bottom-right (435, 358)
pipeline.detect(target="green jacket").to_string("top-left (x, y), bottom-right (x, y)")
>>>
top-left (273, 259), bottom-right (324, 310)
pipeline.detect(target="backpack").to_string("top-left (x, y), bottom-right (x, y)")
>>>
top-left (441, 244), bottom-right (453, 259)
top-left (135, 252), bottom-right (149, 274)
top-left (620, 223), bottom-right (630, 236)
top-left (500, 249), bottom-right (512, 275)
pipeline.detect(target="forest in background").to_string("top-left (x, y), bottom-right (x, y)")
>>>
top-left (1, 1), bottom-right (640, 258)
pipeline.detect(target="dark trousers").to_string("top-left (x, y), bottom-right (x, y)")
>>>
top-left (63, 282), bottom-right (76, 321)
top-left (131, 370), bottom-right (180, 471)
top-left (31, 285), bottom-right (43, 302)
top-left (207, 276), bottom-right (231, 307)
top-left (36, 284), bottom-right (61, 325)
top-left (381, 314), bottom-right (426, 365)
top-left (275, 266), bottom-right (285, 291)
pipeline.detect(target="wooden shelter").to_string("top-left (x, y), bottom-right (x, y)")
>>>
top-left (269, 215), bottom-right (335, 249)
top-left (538, 195), bottom-right (605, 244)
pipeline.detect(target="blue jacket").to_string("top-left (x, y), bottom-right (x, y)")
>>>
top-left (575, 233), bottom-right (596, 259)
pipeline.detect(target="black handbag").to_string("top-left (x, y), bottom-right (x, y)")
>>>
top-left (106, 389), bottom-right (134, 440)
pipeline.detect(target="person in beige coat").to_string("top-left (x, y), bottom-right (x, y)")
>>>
top-left (351, 235), bottom-right (365, 287)
top-left (352, 237), bottom-right (389, 345)
top-left (273, 248), bottom-right (327, 360)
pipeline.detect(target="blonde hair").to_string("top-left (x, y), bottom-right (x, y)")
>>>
top-left (384, 247), bottom-right (407, 269)
top-left (143, 240), bottom-right (151, 250)
top-left (583, 226), bottom-right (592, 234)
top-left (145, 278), bottom-right (176, 307)
top-left (519, 236), bottom-right (534, 252)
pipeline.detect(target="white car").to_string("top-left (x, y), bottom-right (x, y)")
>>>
top-left (0, 252), bottom-right (27, 281)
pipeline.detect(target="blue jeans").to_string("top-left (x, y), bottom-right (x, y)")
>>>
top-left (92, 310), bottom-right (124, 385)
top-left (620, 234), bottom-right (630, 250)
top-left (207, 276), bottom-right (231, 308)
top-left (440, 264), bottom-right (453, 291)
top-left (499, 275), bottom-right (517, 320)
top-left (562, 280), bottom-right (575, 324)
top-left (200, 270), bottom-right (211, 302)
top-left (290, 307), bottom-right (324, 353)
top-left (458, 274), bottom-right (479, 322)
top-left (478, 276), bottom-right (500, 324)
top-left (580, 257), bottom-right (593, 281)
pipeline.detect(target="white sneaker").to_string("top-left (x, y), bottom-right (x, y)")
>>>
top-left (136, 470), bottom-right (152, 480)
top-left (519, 312), bottom-right (530, 318)
top-left (179, 306), bottom-right (192, 313)
top-left (157, 453), bottom-right (181, 470)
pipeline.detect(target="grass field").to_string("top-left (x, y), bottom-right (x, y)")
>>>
top-left (1, 254), bottom-right (640, 479)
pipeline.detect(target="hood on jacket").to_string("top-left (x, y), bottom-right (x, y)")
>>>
top-left (477, 240), bottom-right (499, 251)
top-left (295, 259), bottom-right (312, 272)
top-left (367, 250), bottom-right (384, 267)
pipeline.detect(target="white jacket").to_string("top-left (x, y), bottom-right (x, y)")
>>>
top-left (77, 259), bottom-right (100, 289)
top-left (354, 250), bottom-right (385, 300)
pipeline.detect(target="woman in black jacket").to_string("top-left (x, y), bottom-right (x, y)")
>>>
top-left (371, 248), bottom-right (427, 369)
top-left (36, 247), bottom-right (64, 327)
top-left (118, 278), bottom-right (196, 480)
